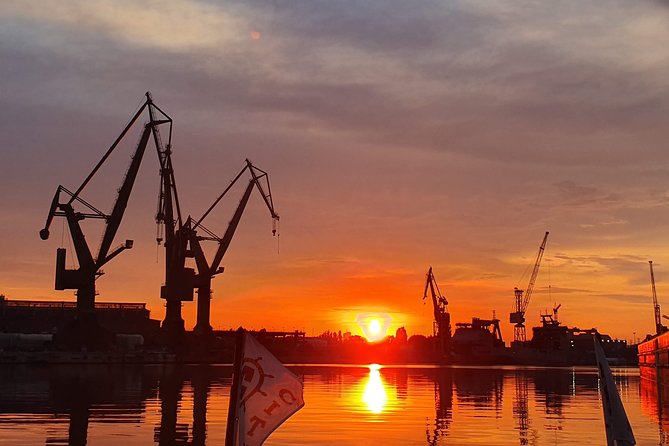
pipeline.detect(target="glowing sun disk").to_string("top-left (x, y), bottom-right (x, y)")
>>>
top-left (356, 312), bottom-right (392, 342)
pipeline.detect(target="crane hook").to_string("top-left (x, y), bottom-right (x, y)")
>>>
top-left (272, 217), bottom-right (279, 237)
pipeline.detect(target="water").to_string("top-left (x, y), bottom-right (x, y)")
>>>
top-left (0, 364), bottom-right (665, 445)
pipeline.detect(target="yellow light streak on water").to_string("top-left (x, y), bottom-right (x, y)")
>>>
top-left (362, 364), bottom-right (387, 413)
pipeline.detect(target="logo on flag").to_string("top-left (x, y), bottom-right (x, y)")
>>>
top-left (229, 332), bottom-right (304, 446)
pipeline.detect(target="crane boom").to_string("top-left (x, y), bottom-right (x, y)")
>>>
top-left (210, 179), bottom-right (256, 274)
top-left (521, 231), bottom-right (549, 313)
top-left (96, 123), bottom-right (154, 267)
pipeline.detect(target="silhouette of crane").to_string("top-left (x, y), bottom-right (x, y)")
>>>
top-left (423, 267), bottom-right (451, 358)
top-left (188, 159), bottom-right (279, 335)
top-left (540, 303), bottom-right (561, 326)
top-left (510, 232), bottom-right (549, 344)
top-left (649, 261), bottom-right (667, 336)
top-left (39, 92), bottom-right (171, 348)
top-left (149, 99), bottom-right (194, 340)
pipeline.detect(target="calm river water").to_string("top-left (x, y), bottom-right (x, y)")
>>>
top-left (0, 364), bottom-right (666, 445)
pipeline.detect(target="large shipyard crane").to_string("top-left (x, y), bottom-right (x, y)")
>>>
top-left (39, 93), bottom-right (171, 346)
top-left (149, 99), bottom-right (195, 339)
top-left (187, 159), bottom-right (279, 335)
top-left (510, 232), bottom-right (549, 344)
top-left (423, 267), bottom-right (451, 357)
top-left (649, 261), bottom-right (667, 336)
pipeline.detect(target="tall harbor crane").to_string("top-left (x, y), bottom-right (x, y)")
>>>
top-left (39, 93), bottom-right (171, 346)
top-left (149, 99), bottom-right (195, 339)
top-left (188, 159), bottom-right (279, 335)
top-left (423, 267), bottom-right (451, 357)
top-left (649, 261), bottom-right (667, 336)
top-left (510, 232), bottom-right (549, 344)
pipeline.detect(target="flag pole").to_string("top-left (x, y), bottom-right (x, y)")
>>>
top-left (225, 327), bottom-right (246, 446)
top-left (593, 332), bottom-right (636, 446)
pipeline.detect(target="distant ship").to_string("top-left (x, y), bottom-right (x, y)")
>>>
top-left (511, 308), bottom-right (631, 366)
top-left (451, 316), bottom-right (509, 364)
top-left (450, 307), bottom-right (632, 366)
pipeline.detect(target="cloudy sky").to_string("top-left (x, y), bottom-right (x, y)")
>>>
top-left (2, 0), bottom-right (669, 341)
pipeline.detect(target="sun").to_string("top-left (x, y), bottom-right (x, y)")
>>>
top-left (368, 319), bottom-right (382, 336)
top-left (356, 313), bottom-right (391, 342)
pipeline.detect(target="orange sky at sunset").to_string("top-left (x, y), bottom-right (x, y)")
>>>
top-left (3, 0), bottom-right (669, 343)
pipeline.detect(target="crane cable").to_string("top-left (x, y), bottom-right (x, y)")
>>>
top-left (155, 220), bottom-right (164, 263)
top-left (60, 218), bottom-right (65, 248)
top-left (58, 219), bottom-right (76, 269)
top-left (66, 222), bottom-right (77, 270)
top-left (274, 218), bottom-right (280, 255)
top-left (511, 250), bottom-right (535, 312)
top-left (516, 260), bottom-right (532, 289)
top-left (547, 260), bottom-right (552, 310)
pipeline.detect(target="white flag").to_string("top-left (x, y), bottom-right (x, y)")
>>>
top-left (234, 332), bottom-right (304, 446)
top-left (594, 334), bottom-right (635, 446)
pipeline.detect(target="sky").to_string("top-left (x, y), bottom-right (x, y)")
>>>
top-left (2, 0), bottom-right (669, 342)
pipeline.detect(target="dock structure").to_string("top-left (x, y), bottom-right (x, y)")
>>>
top-left (0, 295), bottom-right (160, 336)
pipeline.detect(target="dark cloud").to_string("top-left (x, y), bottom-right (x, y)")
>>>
top-left (596, 293), bottom-right (649, 304)
top-left (552, 253), bottom-right (648, 269)
top-left (212, 0), bottom-right (491, 54)
top-left (4, 0), bottom-right (669, 170)
top-left (534, 286), bottom-right (593, 295)
top-left (185, 0), bottom-right (669, 168)
top-left (553, 181), bottom-right (621, 208)
top-left (478, 273), bottom-right (509, 280)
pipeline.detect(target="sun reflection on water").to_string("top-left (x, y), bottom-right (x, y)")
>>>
top-left (362, 364), bottom-right (387, 413)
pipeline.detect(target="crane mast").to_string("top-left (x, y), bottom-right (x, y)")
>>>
top-left (649, 261), bottom-right (666, 336)
top-left (510, 232), bottom-right (549, 344)
top-left (423, 267), bottom-right (451, 358)
top-left (188, 159), bottom-right (279, 335)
